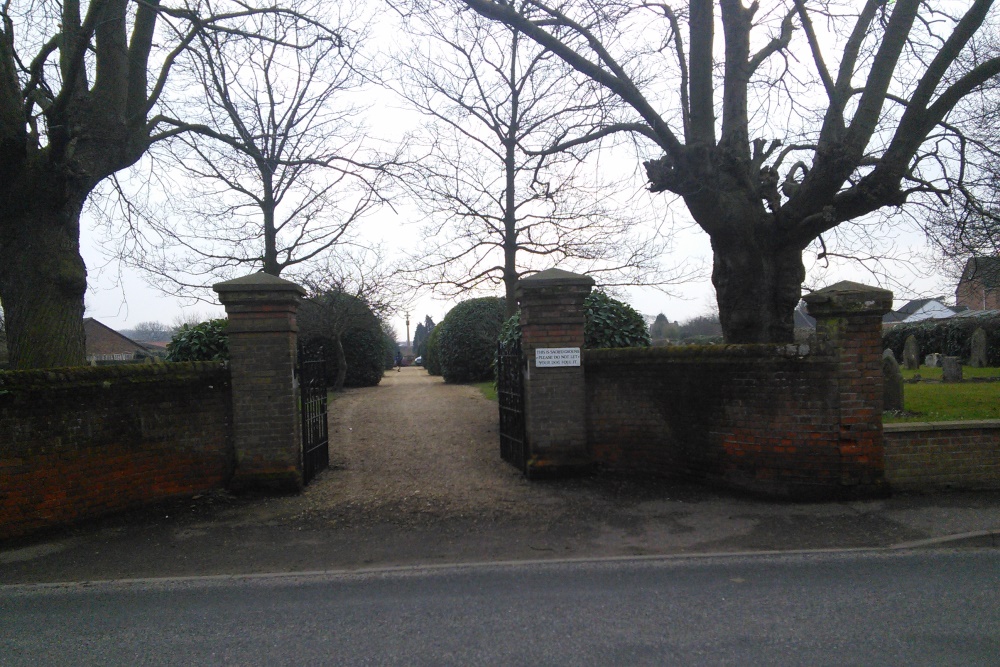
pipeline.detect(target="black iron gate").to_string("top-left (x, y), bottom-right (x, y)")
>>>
top-left (298, 344), bottom-right (329, 485)
top-left (497, 338), bottom-right (527, 472)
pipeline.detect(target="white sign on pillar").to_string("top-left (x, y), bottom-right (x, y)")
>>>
top-left (535, 347), bottom-right (581, 368)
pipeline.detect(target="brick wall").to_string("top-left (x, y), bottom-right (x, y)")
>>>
top-left (0, 363), bottom-right (232, 540)
top-left (884, 421), bottom-right (1000, 490)
top-left (585, 344), bottom-right (858, 499)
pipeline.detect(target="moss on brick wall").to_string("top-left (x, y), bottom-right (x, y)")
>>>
top-left (0, 362), bottom-right (233, 540)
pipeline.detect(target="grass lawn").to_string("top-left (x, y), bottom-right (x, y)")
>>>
top-left (885, 366), bottom-right (1000, 423)
top-left (473, 382), bottom-right (497, 401)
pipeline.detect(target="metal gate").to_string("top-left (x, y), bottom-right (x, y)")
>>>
top-left (497, 338), bottom-right (527, 472)
top-left (298, 344), bottom-right (329, 485)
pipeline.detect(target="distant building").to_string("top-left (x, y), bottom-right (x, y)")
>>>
top-left (891, 298), bottom-right (968, 323)
top-left (956, 256), bottom-right (1000, 311)
top-left (84, 318), bottom-right (153, 363)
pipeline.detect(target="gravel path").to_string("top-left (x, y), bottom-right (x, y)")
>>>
top-left (317, 367), bottom-right (537, 523)
top-left (225, 366), bottom-right (591, 528)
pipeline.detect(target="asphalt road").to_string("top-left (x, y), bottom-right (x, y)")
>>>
top-left (2, 549), bottom-right (998, 666)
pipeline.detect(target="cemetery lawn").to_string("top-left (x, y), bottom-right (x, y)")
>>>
top-left (899, 366), bottom-right (1000, 381)
top-left (884, 373), bottom-right (1000, 423)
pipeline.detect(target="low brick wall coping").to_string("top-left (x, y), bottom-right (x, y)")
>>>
top-left (884, 420), bottom-right (1000, 433)
top-left (585, 343), bottom-right (820, 365)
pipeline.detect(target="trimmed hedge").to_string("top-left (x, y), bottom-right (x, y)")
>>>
top-left (438, 297), bottom-right (506, 383)
top-left (883, 313), bottom-right (1000, 366)
top-left (424, 324), bottom-right (442, 376)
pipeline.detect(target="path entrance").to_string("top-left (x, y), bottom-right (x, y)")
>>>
top-left (316, 367), bottom-right (531, 524)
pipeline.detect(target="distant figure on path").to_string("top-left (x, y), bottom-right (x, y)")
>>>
top-left (395, 351), bottom-right (402, 371)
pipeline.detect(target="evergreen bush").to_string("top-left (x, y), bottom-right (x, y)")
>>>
top-left (883, 313), bottom-right (1000, 367)
top-left (342, 326), bottom-right (390, 387)
top-left (166, 319), bottom-right (229, 361)
top-left (583, 290), bottom-right (651, 349)
top-left (298, 291), bottom-right (388, 388)
top-left (424, 325), bottom-right (442, 376)
top-left (438, 296), bottom-right (506, 383)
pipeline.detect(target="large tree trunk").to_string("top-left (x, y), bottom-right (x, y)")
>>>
top-left (711, 234), bottom-right (805, 344)
top-left (0, 198), bottom-right (88, 368)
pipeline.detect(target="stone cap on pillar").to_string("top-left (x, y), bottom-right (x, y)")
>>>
top-left (213, 272), bottom-right (307, 306)
top-left (802, 280), bottom-right (893, 318)
top-left (516, 268), bottom-right (595, 296)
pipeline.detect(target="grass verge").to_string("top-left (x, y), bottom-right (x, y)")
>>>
top-left (473, 381), bottom-right (497, 401)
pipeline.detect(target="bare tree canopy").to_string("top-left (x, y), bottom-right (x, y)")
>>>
top-left (100, 1), bottom-right (398, 297)
top-left (454, 0), bottom-right (1000, 342)
top-left (0, 0), bottom-right (338, 368)
top-left (393, 0), bottom-right (696, 316)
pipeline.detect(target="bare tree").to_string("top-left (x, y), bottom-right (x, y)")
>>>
top-left (920, 101), bottom-right (1000, 271)
top-left (393, 1), bottom-right (693, 316)
top-left (456, 0), bottom-right (1000, 342)
top-left (99, 2), bottom-right (396, 298)
top-left (129, 321), bottom-right (176, 342)
top-left (0, 0), bottom-right (337, 368)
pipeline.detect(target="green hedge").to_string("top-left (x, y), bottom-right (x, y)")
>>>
top-left (424, 325), bottom-right (442, 376)
top-left (166, 319), bottom-right (229, 362)
top-left (438, 297), bottom-right (506, 383)
top-left (883, 313), bottom-right (1000, 366)
top-left (583, 290), bottom-right (651, 349)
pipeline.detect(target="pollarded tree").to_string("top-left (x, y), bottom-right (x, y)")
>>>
top-left (106, 2), bottom-right (395, 295)
top-left (394, 1), bottom-right (693, 317)
top-left (458, 0), bottom-right (1000, 342)
top-left (0, 0), bottom-right (336, 368)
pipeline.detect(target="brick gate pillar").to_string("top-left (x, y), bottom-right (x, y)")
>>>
top-left (214, 272), bottom-right (307, 492)
top-left (517, 268), bottom-right (595, 476)
top-left (804, 281), bottom-right (893, 497)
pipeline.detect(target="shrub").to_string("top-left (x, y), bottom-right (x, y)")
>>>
top-left (166, 319), bottom-right (229, 361)
top-left (298, 291), bottom-right (387, 389)
top-left (438, 296), bottom-right (506, 383)
top-left (883, 313), bottom-right (1000, 367)
top-left (424, 325), bottom-right (442, 376)
top-left (583, 290), bottom-right (650, 349)
top-left (496, 291), bottom-right (649, 357)
top-left (342, 326), bottom-right (389, 387)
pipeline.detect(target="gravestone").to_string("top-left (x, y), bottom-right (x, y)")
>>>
top-left (924, 352), bottom-right (941, 367)
top-left (882, 349), bottom-right (904, 412)
top-left (970, 327), bottom-right (988, 368)
top-left (942, 356), bottom-right (963, 382)
top-left (903, 335), bottom-right (920, 370)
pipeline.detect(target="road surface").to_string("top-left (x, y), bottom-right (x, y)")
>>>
top-left (2, 549), bottom-right (998, 665)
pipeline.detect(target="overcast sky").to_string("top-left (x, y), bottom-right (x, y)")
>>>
top-left (76, 2), bottom-right (960, 343)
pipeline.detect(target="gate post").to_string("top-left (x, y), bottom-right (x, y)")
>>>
top-left (803, 281), bottom-right (893, 496)
top-left (214, 272), bottom-right (307, 492)
top-left (517, 268), bottom-right (594, 476)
